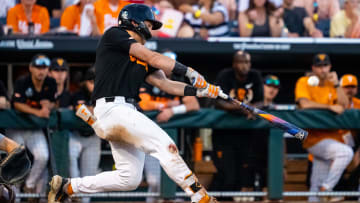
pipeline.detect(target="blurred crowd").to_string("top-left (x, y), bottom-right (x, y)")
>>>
top-left (1, 0), bottom-right (360, 38)
top-left (0, 50), bottom-right (360, 202)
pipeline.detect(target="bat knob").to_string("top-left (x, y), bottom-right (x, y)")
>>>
top-left (295, 130), bottom-right (308, 141)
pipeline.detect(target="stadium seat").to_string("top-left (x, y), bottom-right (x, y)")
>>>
top-left (0, 17), bottom-right (6, 25)
top-left (50, 18), bottom-right (60, 29)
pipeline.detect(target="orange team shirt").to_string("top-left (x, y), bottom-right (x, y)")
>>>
top-left (139, 93), bottom-right (179, 111)
top-left (7, 4), bottom-right (50, 34)
top-left (60, 4), bottom-right (82, 33)
top-left (94, 0), bottom-right (131, 34)
top-left (295, 76), bottom-right (346, 149)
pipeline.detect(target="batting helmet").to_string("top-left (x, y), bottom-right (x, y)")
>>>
top-left (0, 184), bottom-right (15, 203)
top-left (118, 4), bottom-right (162, 40)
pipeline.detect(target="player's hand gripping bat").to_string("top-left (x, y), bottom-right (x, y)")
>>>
top-left (218, 91), bottom-right (308, 141)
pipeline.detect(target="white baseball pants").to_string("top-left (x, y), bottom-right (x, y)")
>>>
top-left (71, 97), bottom-right (193, 194)
top-left (307, 139), bottom-right (353, 202)
top-left (69, 132), bottom-right (101, 203)
top-left (6, 129), bottom-right (49, 193)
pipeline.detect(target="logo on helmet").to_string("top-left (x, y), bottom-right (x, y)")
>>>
top-left (122, 11), bottom-right (128, 19)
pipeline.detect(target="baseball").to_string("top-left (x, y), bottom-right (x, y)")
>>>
top-left (308, 75), bottom-right (319, 86)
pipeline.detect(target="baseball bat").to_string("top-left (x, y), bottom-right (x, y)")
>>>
top-left (218, 91), bottom-right (308, 141)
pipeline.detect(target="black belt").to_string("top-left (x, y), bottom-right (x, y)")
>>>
top-left (104, 97), bottom-right (137, 105)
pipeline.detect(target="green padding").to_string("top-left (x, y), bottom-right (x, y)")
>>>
top-left (50, 130), bottom-right (70, 177)
top-left (0, 110), bottom-right (57, 129)
top-left (1, 108), bottom-right (360, 129)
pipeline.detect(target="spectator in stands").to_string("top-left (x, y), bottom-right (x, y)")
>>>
top-left (7, 54), bottom-right (56, 203)
top-left (219, 0), bottom-right (237, 20)
top-left (7, 0), bottom-right (50, 35)
top-left (295, 53), bottom-right (353, 202)
top-left (61, 0), bottom-right (101, 36)
top-left (330, 0), bottom-right (360, 38)
top-left (279, 0), bottom-right (323, 37)
top-left (0, 80), bottom-right (10, 110)
top-left (238, 0), bottom-right (284, 37)
top-left (138, 50), bottom-right (200, 203)
top-left (70, 68), bottom-right (101, 203)
top-left (0, 0), bottom-right (16, 18)
top-left (48, 57), bottom-right (73, 108)
top-left (177, 0), bottom-right (229, 38)
top-left (294, 0), bottom-right (340, 37)
top-left (94, 0), bottom-right (130, 34)
top-left (213, 51), bottom-right (263, 200)
top-left (143, 0), bottom-right (177, 38)
top-left (36, 0), bottom-right (62, 18)
top-left (238, 0), bottom-right (283, 12)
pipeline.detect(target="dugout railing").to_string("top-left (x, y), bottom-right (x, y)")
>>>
top-left (2, 108), bottom-right (360, 200)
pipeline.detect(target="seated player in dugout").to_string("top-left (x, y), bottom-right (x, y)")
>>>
top-left (295, 53), bottom-right (353, 202)
top-left (139, 50), bottom-right (200, 123)
top-left (211, 50), bottom-right (264, 201)
top-left (6, 0), bottom-right (50, 35)
top-left (215, 50), bottom-right (263, 113)
top-left (48, 57), bottom-right (73, 109)
top-left (8, 54), bottom-right (57, 202)
top-left (48, 4), bottom-right (222, 203)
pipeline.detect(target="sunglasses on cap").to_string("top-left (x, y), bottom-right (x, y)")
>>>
top-left (163, 52), bottom-right (177, 60)
top-left (33, 57), bottom-right (51, 67)
top-left (265, 78), bottom-right (280, 87)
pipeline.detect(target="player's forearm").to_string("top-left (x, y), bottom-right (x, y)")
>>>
top-left (297, 98), bottom-right (331, 110)
top-left (159, 80), bottom-right (188, 96)
top-left (215, 99), bottom-right (241, 111)
top-left (13, 102), bottom-right (40, 116)
top-left (336, 87), bottom-right (349, 107)
top-left (304, 17), bottom-right (316, 34)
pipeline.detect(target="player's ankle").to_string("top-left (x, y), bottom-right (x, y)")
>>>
top-left (63, 180), bottom-right (74, 196)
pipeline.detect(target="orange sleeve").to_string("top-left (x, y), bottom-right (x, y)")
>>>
top-left (295, 77), bottom-right (311, 101)
top-left (60, 6), bottom-right (75, 30)
top-left (40, 7), bottom-right (50, 33)
top-left (139, 93), bottom-right (168, 111)
top-left (6, 6), bottom-right (19, 32)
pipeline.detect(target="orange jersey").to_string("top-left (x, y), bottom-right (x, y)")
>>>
top-left (60, 4), bottom-right (81, 33)
top-left (7, 4), bottom-right (50, 34)
top-left (94, 0), bottom-right (131, 34)
top-left (295, 76), bottom-right (345, 148)
top-left (350, 97), bottom-right (360, 109)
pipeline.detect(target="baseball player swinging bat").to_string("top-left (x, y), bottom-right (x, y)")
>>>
top-left (218, 91), bottom-right (308, 141)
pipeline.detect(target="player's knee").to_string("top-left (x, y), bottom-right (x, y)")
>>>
top-left (336, 145), bottom-right (354, 162)
top-left (126, 174), bottom-right (143, 190)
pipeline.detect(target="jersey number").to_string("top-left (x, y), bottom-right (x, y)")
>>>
top-left (130, 55), bottom-right (148, 72)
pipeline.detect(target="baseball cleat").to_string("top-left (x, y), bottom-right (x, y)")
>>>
top-left (76, 104), bottom-right (96, 125)
top-left (48, 175), bottom-right (69, 203)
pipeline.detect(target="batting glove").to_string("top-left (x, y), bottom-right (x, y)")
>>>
top-left (186, 68), bottom-right (208, 89)
top-left (196, 84), bottom-right (221, 98)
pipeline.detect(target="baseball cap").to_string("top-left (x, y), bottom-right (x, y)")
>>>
top-left (50, 57), bottom-right (69, 71)
top-left (264, 75), bottom-right (280, 87)
top-left (162, 51), bottom-right (177, 60)
top-left (313, 53), bottom-right (331, 66)
top-left (30, 54), bottom-right (51, 67)
top-left (340, 74), bottom-right (358, 87)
